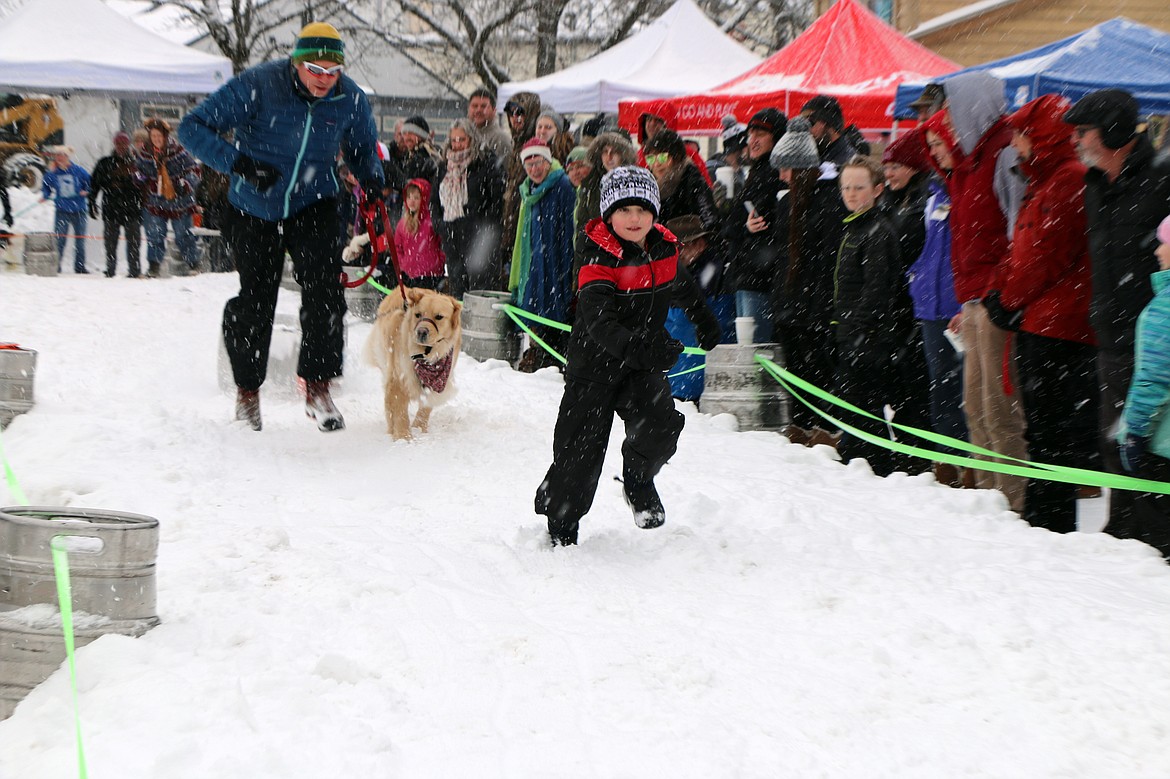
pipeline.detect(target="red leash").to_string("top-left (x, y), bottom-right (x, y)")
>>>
top-left (342, 195), bottom-right (406, 301)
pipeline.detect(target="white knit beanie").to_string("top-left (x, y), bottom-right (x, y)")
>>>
top-left (770, 117), bottom-right (820, 171)
top-left (600, 166), bottom-right (661, 219)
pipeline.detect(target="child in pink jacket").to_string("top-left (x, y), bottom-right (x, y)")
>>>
top-left (393, 178), bottom-right (446, 290)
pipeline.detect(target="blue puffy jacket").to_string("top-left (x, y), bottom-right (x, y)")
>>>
top-left (907, 177), bottom-right (961, 322)
top-left (1120, 269), bottom-right (1170, 460)
top-left (42, 163), bottom-right (90, 214)
top-left (177, 59), bottom-right (383, 222)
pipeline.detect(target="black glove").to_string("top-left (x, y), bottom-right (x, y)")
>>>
top-left (88, 200), bottom-right (99, 220)
top-left (625, 334), bottom-right (684, 372)
top-left (232, 155), bottom-right (281, 193)
top-left (695, 311), bottom-right (722, 352)
top-left (3, 210), bottom-right (12, 228)
top-left (360, 180), bottom-right (384, 204)
top-left (1120, 434), bottom-right (1149, 474)
top-left (983, 291), bottom-right (1022, 332)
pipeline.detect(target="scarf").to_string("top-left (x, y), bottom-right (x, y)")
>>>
top-left (438, 148), bottom-right (473, 221)
top-left (509, 166), bottom-right (566, 297)
top-left (155, 147), bottom-right (176, 200)
top-left (414, 349), bottom-right (454, 393)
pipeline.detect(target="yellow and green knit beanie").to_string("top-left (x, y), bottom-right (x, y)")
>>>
top-left (292, 22), bottom-right (345, 66)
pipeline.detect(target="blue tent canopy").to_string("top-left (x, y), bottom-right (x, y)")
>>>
top-left (894, 18), bottom-right (1170, 119)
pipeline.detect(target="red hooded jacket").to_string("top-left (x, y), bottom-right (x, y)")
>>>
top-left (923, 110), bottom-right (1013, 302)
top-left (998, 95), bottom-right (1094, 344)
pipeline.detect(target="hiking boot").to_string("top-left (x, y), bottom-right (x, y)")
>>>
top-left (549, 519), bottom-right (579, 547)
top-left (782, 424), bottom-right (812, 446)
top-left (807, 427), bottom-right (842, 449)
top-left (623, 477), bottom-right (665, 529)
top-left (235, 388), bottom-right (261, 431)
top-left (305, 380), bottom-right (345, 432)
top-left (146, 263), bottom-right (160, 278)
top-left (933, 462), bottom-right (962, 488)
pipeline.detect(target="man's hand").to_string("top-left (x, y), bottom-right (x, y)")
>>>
top-left (983, 291), bottom-right (1022, 332)
top-left (1120, 434), bottom-right (1149, 474)
top-left (232, 155), bottom-right (281, 193)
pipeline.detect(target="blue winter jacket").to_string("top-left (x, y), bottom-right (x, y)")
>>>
top-left (1120, 269), bottom-right (1170, 459)
top-left (517, 170), bottom-right (577, 322)
top-left (42, 163), bottom-right (91, 213)
top-left (907, 178), bottom-right (961, 322)
top-left (177, 59), bottom-right (383, 222)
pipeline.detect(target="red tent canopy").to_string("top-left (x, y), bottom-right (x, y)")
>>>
top-left (618, 0), bottom-right (958, 137)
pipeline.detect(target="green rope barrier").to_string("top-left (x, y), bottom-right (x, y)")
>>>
top-left (497, 304), bottom-right (709, 372)
top-left (51, 537), bottom-right (89, 779)
top-left (364, 276), bottom-right (395, 296)
top-left (756, 354), bottom-right (1170, 494)
top-left (0, 426), bottom-right (28, 505)
top-left (501, 306), bottom-right (568, 366)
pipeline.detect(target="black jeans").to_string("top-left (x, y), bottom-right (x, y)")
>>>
top-left (439, 217), bottom-right (501, 299)
top-left (103, 213), bottom-right (141, 276)
top-left (1017, 332), bottom-right (1099, 532)
top-left (222, 200), bottom-right (345, 391)
top-left (537, 371), bottom-right (684, 540)
top-left (1097, 349), bottom-right (1158, 539)
top-left (775, 321), bottom-right (837, 431)
top-left (1128, 455), bottom-right (1170, 559)
top-left (836, 329), bottom-right (901, 477)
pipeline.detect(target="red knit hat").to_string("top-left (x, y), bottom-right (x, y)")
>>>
top-left (881, 128), bottom-right (929, 172)
top-left (520, 137), bottom-right (552, 164)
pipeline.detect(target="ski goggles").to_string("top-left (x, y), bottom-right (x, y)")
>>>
top-left (303, 62), bottom-right (345, 77)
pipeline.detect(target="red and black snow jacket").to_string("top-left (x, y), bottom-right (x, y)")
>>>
top-left (567, 219), bottom-right (683, 383)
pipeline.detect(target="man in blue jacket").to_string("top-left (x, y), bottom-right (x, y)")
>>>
top-left (41, 146), bottom-right (91, 274)
top-left (179, 22), bottom-right (384, 432)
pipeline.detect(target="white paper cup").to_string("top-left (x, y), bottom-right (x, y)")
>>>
top-left (735, 316), bottom-right (755, 345)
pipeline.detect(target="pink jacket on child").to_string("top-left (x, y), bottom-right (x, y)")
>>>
top-left (393, 178), bottom-right (445, 280)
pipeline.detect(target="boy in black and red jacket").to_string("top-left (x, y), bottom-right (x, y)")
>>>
top-left (536, 166), bottom-right (717, 546)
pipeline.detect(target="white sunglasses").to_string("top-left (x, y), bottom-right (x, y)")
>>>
top-left (303, 62), bottom-right (344, 77)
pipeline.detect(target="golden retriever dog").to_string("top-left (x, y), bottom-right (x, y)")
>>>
top-left (363, 287), bottom-right (462, 440)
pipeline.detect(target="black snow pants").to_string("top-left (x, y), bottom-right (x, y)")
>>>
top-left (537, 371), bottom-right (685, 541)
top-left (222, 200), bottom-right (345, 391)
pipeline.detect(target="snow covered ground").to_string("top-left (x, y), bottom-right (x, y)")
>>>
top-left (2, 194), bottom-right (1170, 777)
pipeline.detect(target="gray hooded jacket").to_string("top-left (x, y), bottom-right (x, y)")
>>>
top-left (943, 71), bottom-right (1025, 236)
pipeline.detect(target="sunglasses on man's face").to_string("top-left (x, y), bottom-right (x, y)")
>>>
top-left (645, 152), bottom-right (671, 166)
top-left (303, 62), bottom-right (344, 77)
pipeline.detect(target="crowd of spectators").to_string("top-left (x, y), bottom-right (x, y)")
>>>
top-left (12, 56), bottom-right (1170, 557)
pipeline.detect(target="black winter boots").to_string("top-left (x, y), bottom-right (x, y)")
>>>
top-left (623, 477), bottom-right (665, 529)
top-left (235, 388), bottom-right (261, 431)
top-left (305, 380), bottom-right (345, 432)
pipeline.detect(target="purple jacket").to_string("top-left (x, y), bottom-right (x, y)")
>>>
top-left (907, 178), bottom-right (961, 321)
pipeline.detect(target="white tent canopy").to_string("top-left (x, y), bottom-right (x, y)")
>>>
top-left (0, 0), bottom-right (230, 95)
top-left (497, 0), bottom-right (762, 114)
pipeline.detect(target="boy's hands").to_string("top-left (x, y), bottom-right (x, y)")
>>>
top-left (625, 333), bottom-right (684, 372)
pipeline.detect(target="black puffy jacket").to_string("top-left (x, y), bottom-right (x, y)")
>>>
top-left (1084, 136), bottom-right (1170, 354)
top-left (833, 207), bottom-right (914, 346)
top-left (570, 219), bottom-right (708, 384)
top-left (724, 156), bottom-right (785, 293)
